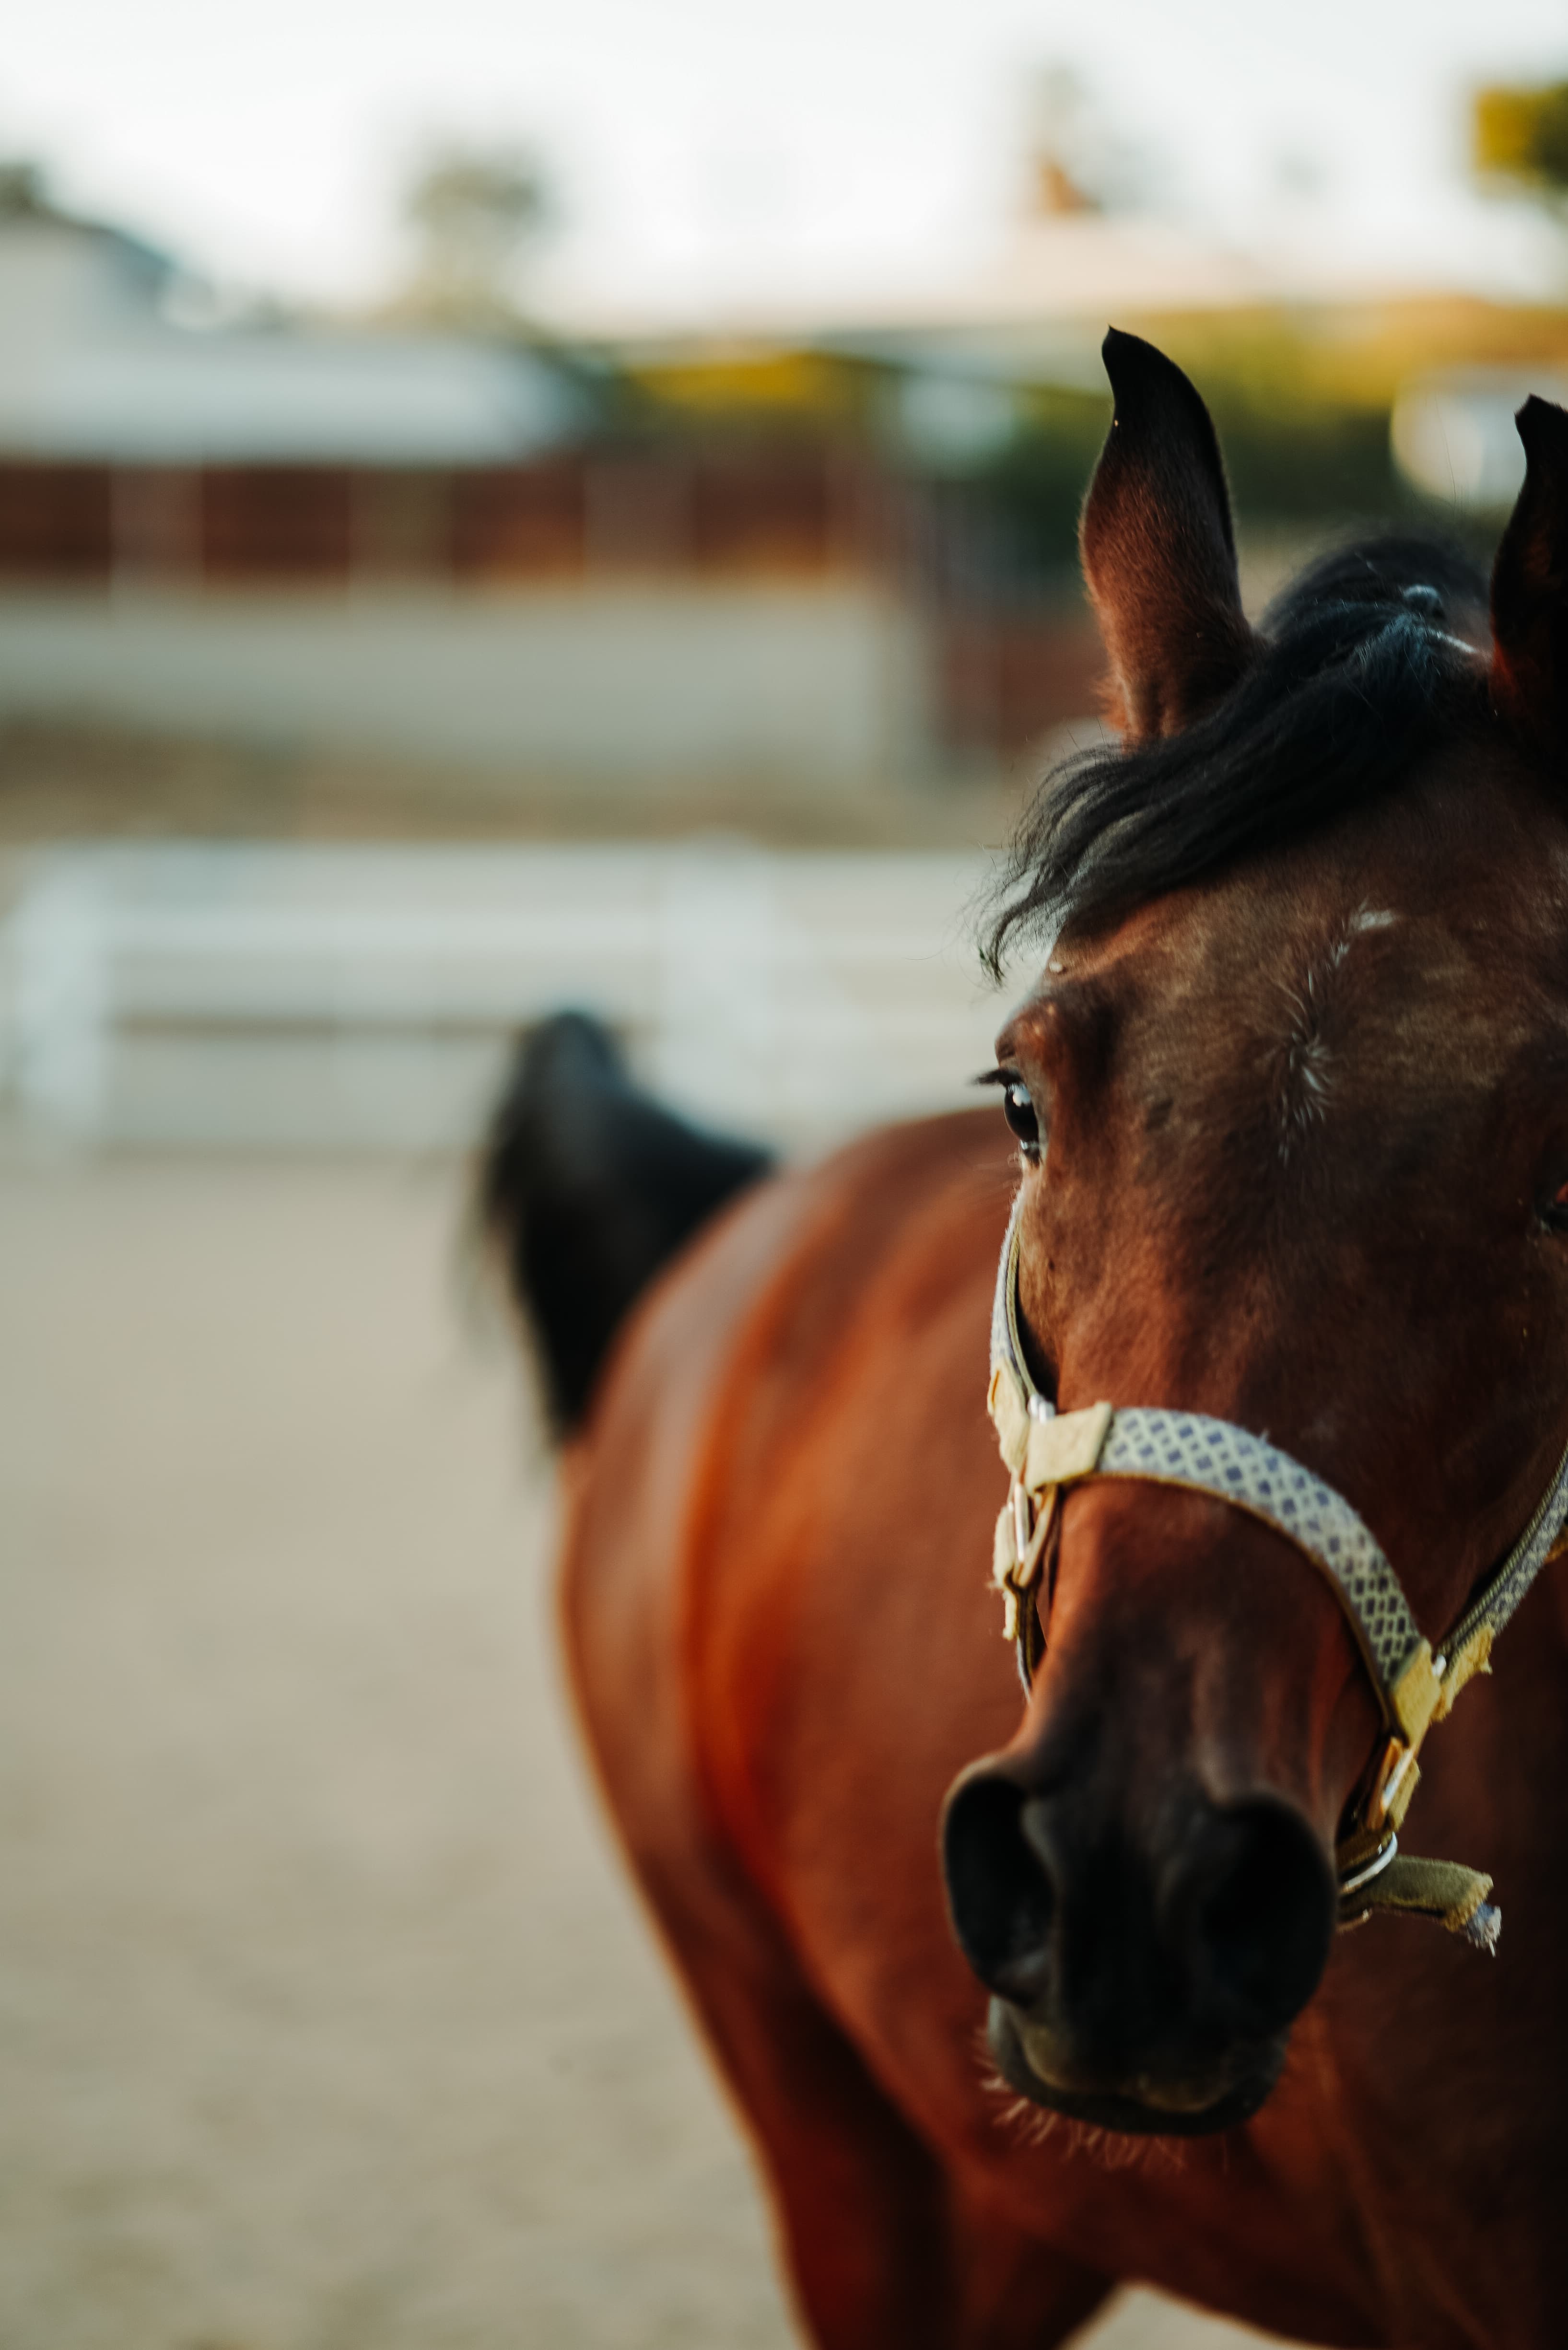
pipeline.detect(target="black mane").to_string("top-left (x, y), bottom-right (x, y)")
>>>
top-left (983, 535), bottom-right (1493, 974)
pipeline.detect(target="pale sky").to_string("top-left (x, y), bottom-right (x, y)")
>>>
top-left (5, 0), bottom-right (1568, 314)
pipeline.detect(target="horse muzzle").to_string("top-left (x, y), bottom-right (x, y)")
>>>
top-left (985, 1999), bottom-right (1286, 2137)
top-left (941, 1763), bottom-right (1336, 2136)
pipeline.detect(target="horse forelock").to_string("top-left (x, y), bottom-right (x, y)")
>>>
top-left (984, 531), bottom-right (1497, 979)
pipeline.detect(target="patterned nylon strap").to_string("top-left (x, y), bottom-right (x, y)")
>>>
top-left (1094, 1409), bottom-right (1421, 1695)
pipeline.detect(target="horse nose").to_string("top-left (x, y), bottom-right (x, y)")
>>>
top-left (1170, 1797), bottom-right (1336, 2037)
top-left (941, 1768), bottom-right (1334, 2041)
top-left (940, 1769), bottom-right (1058, 2003)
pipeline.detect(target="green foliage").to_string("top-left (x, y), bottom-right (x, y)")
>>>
top-left (958, 378), bottom-right (1408, 594)
top-left (0, 161), bottom-right (48, 219)
top-left (971, 388), bottom-right (1109, 583)
top-left (1204, 397), bottom-right (1401, 524)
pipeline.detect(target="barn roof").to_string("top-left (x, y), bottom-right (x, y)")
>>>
top-left (0, 207), bottom-right (583, 465)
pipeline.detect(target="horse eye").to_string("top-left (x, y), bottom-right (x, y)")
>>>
top-left (1545, 1176), bottom-right (1568, 1231)
top-left (1002, 1080), bottom-right (1041, 1157)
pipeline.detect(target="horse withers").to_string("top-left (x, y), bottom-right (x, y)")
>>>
top-left (484, 334), bottom-right (1568, 2348)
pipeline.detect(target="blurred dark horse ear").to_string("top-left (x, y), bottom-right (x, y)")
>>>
top-left (1080, 327), bottom-right (1258, 741)
top-left (1490, 395), bottom-right (1568, 763)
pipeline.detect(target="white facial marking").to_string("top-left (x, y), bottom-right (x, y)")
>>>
top-left (1274, 904), bottom-right (1395, 1159)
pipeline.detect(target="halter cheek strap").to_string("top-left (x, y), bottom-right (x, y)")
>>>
top-left (987, 1194), bottom-right (1568, 1952)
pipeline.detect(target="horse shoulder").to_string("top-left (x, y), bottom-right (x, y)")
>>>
top-left (561, 1107), bottom-right (1008, 1878)
top-left (559, 1113), bottom-right (1118, 2350)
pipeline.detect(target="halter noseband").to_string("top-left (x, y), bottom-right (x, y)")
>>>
top-left (988, 1198), bottom-right (1568, 1951)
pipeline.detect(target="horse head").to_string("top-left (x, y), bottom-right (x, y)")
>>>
top-left (941, 330), bottom-right (1568, 2138)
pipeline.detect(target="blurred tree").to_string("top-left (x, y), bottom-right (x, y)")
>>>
top-left (1024, 70), bottom-right (1101, 217)
top-left (1018, 64), bottom-right (1156, 220)
top-left (1473, 81), bottom-right (1568, 203)
top-left (0, 160), bottom-right (49, 219)
top-left (401, 144), bottom-right (554, 325)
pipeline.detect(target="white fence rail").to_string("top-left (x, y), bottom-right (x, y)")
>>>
top-left (0, 842), bottom-right (1007, 1153)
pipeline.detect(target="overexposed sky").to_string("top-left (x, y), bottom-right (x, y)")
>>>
top-left (4, 0), bottom-right (1568, 312)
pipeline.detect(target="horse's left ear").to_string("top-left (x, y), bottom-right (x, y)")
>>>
top-left (1080, 327), bottom-right (1259, 742)
top-left (1490, 395), bottom-right (1568, 763)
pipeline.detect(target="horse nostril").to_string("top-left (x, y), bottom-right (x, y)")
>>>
top-left (941, 1770), bottom-right (1056, 2001)
top-left (1182, 1800), bottom-right (1335, 2037)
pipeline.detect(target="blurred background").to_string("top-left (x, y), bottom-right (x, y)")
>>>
top-left (3, 4), bottom-right (1568, 2344)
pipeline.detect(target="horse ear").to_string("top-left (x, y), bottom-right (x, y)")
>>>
top-left (1079, 327), bottom-right (1258, 742)
top-left (1490, 395), bottom-right (1568, 763)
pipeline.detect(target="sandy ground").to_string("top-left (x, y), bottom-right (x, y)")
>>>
top-left (0, 1154), bottom-right (1284, 2350)
top-left (0, 719), bottom-right (1024, 851)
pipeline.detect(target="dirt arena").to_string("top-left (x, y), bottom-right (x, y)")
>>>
top-left (0, 1153), bottom-right (1279, 2349)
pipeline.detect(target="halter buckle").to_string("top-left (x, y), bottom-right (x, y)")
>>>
top-left (1356, 1733), bottom-right (1422, 1843)
top-left (1337, 1830), bottom-right (1400, 1927)
top-left (1022, 1401), bottom-right (1114, 1494)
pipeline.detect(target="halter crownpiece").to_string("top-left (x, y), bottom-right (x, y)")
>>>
top-left (987, 1193), bottom-right (1568, 1952)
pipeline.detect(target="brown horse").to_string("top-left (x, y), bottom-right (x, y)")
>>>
top-left (483, 333), bottom-right (1568, 2348)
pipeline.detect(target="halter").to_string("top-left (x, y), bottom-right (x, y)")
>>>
top-left (987, 1193), bottom-right (1568, 1951)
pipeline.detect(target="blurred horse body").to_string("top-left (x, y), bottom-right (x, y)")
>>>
top-left (486, 339), bottom-right (1568, 2348)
